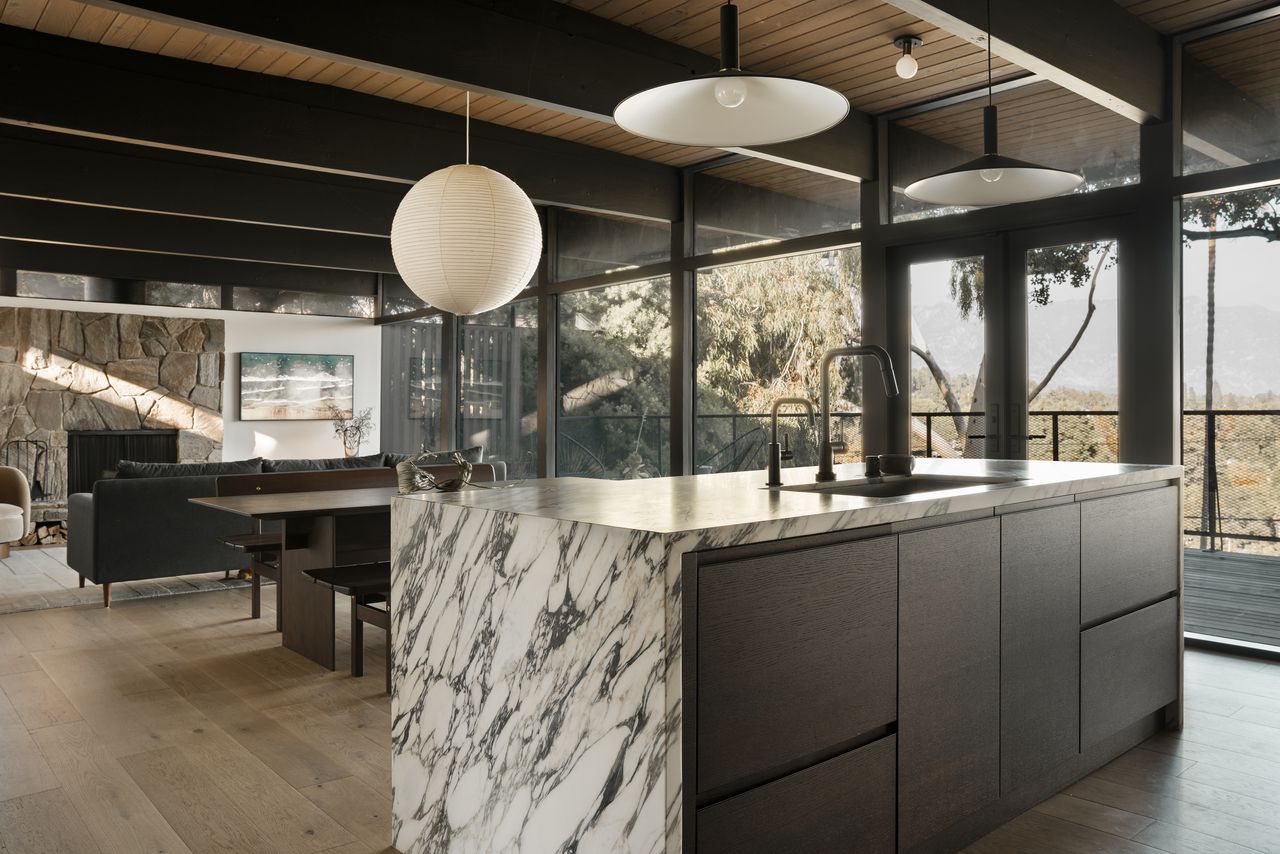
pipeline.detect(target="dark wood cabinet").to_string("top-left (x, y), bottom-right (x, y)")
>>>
top-left (1082, 596), bottom-right (1179, 747)
top-left (697, 535), bottom-right (897, 795)
top-left (696, 736), bottom-right (896, 854)
top-left (1081, 486), bottom-right (1179, 623)
top-left (1000, 502), bottom-right (1081, 794)
top-left (898, 517), bottom-right (1001, 852)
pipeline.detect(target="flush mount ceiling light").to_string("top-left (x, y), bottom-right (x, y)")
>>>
top-left (613, 2), bottom-right (849, 147)
top-left (390, 93), bottom-right (542, 316)
top-left (894, 35), bottom-right (923, 80)
top-left (903, 1), bottom-right (1082, 207)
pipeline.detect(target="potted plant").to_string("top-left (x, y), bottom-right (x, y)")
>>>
top-left (328, 406), bottom-right (376, 457)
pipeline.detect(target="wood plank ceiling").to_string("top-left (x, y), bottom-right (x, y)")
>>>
top-left (1115, 0), bottom-right (1274, 33)
top-left (1185, 13), bottom-right (1280, 110)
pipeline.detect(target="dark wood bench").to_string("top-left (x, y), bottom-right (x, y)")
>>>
top-left (302, 561), bottom-right (392, 693)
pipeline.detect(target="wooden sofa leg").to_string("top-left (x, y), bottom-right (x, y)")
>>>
top-left (102, 582), bottom-right (112, 608)
top-left (0, 542), bottom-right (9, 559)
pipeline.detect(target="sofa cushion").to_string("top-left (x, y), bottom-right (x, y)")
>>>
top-left (115, 458), bottom-right (264, 479)
top-left (263, 453), bottom-right (384, 473)
top-left (384, 447), bottom-right (485, 467)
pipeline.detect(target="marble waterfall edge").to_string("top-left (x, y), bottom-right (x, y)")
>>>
top-left (391, 497), bottom-right (679, 854)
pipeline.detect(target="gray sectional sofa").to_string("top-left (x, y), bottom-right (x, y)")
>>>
top-left (67, 450), bottom-right (481, 603)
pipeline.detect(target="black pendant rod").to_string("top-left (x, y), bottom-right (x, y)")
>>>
top-left (983, 0), bottom-right (998, 155)
top-left (720, 2), bottom-right (740, 70)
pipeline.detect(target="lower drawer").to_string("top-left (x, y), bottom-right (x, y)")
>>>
top-left (695, 735), bottom-right (896, 854)
top-left (1081, 597), bottom-right (1179, 747)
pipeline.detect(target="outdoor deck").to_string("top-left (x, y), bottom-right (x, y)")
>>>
top-left (1185, 548), bottom-right (1280, 648)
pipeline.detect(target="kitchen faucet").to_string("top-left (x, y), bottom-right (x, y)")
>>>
top-left (765, 398), bottom-right (816, 487)
top-left (817, 345), bottom-right (900, 482)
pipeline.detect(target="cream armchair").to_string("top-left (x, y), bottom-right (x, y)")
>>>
top-left (0, 466), bottom-right (31, 559)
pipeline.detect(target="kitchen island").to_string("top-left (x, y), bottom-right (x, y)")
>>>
top-left (389, 458), bottom-right (1183, 854)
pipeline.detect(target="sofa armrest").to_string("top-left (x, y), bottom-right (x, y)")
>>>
top-left (67, 493), bottom-right (95, 574)
top-left (0, 465), bottom-right (31, 532)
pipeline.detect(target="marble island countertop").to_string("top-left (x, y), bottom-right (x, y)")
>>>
top-left (395, 457), bottom-right (1182, 535)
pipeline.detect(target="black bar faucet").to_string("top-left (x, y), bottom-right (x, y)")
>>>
top-left (817, 345), bottom-right (900, 482)
top-left (765, 398), bottom-right (816, 487)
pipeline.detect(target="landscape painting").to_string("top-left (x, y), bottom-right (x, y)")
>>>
top-left (239, 352), bottom-right (354, 421)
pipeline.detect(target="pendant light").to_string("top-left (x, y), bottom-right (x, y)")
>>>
top-left (903, 1), bottom-right (1082, 207)
top-left (390, 93), bottom-right (542, 316)
top-left (613, 2), bottom-right (849, 147)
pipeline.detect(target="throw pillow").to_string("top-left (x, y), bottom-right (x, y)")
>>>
top-left (115, 458), bottom-right (264, 479)
top-left (263, 453), bottom-right (385, 473)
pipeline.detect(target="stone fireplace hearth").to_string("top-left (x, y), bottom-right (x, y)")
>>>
top-left (0, 306), bottom-right (225, 528)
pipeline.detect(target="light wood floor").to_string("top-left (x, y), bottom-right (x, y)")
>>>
top-left (0, 545), bottom-right (252, 615)
top-left (0, 585), bottom-right (393, 854)
top-left (2, 589), bottom-right (1279, 854)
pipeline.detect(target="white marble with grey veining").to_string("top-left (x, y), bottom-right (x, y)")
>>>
top-left (390, 458), bottom-right (1181, 854)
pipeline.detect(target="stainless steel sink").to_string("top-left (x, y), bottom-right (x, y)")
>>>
top-left (774, 473), bottom-right (1022, 498)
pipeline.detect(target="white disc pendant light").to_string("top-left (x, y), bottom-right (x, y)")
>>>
top-left (390, 93), bottom-right (542, 316)
top-left (903, 1), bottom-right (1082, 207)
top-left (614, 2), bottom-right (849, 147)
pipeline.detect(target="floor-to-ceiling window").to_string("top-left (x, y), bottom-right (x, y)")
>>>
top-left (1181, 182), bottom-right (1280, 647)
top-left (1025, 240), bottom-right (1120, 463)
top-left (380, 316), bottom-right (443, 454)
top-left (694, 246), bottom-right (862, 473)
top-left (460, 300), bottom-right (538, 480)
top-left (556, 277), bottom-right (671, 478)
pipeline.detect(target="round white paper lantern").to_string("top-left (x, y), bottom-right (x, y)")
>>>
top-left (390, 163), bottom-right (542, 316)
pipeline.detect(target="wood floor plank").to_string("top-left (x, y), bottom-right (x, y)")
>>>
top-left (1031, 792), bottom-right (1156, 839)
top-left (1134, 819), bottom-right (1269, 854)
top-left (965, 810), bottom-right (1165, 853)
top-left (0, 787), bottom-right (103, 854)
top-left (30, 720), bottom-right (193, 854)
top-left (165, 724), bottom-right (356, 853)
top-left (0, 685), bottom-right (58, 801)
top-left (1142, 732), bottom-right (1280, 785)
top-left (119, 746), bottom-right (280, 854)
top-left (265, 701), bottom-right (391, 792)
top-left (0, 624), bottom-right (38, 675)
top-left (0, 668), bottom-right (82, 730)
top-left (298, 775), bottom-right (393, 850)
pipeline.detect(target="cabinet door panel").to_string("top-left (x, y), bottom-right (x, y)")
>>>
top-left (697, 535), bottom-right (897, 795)
top-left (899, 517), bottom-right (1001, 852)
top-left (1082, 596), bottom-right (1179, 747)
top-left (1001, 503), bottom-right (1081, 794)
top-left (1081, 486), bottom-right (1179, 623)
top-left (696, 735), bottom-right (896, 854)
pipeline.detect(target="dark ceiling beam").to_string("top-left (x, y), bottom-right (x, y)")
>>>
top-left (0, 196), bottom-right (395, 273)
top-left (0, 128), bottom-right (403, 236)
top-left (0, 240), bottom-right (378, 295)
top-left (76, 0), bottom-right (875, 179)
top-left (884, 0), bottom-right (1166, 122)
top-left (0, 26), bottom-right (680, 221)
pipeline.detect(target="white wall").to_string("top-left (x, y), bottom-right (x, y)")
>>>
top-left (0, 296), bottom-right (382, 461)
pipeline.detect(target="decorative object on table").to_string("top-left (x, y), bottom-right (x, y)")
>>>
top-left (390, 92), bottom-right (541, 316)
top-left (327, 406), bottom-right (376, 458)
top-left (239, 352), bottom-right (354, 421)
top-left (903, 0), bottom-right (1082, 206)
top-left (613, 2), bottom-right (848, 147)
top-left (396, 451), bottom-right (500, 494)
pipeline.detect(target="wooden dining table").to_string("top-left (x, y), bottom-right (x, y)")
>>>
top-left (190, 487), bottom-right (397, 669)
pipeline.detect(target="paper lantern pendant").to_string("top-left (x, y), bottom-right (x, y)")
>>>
top-left (390, 94), bottom-right (542, 316)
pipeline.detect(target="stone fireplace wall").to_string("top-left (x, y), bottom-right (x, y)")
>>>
top-left (0, 306), bottom-right (225, 504)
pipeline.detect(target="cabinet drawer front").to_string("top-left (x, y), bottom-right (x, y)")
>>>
top-left (1081, 486), bottom-right (1179, 623)
top-left (1082, 597), bottom-right (1179, 747)
top-left (697, 535), bottom-right (897, 796)
top-left (696, 735), bottom-right (896, 854)
top-left (898, 517), bottom-right (1001, 852)
top-left (1001, 503), bottom-right (1081, 794)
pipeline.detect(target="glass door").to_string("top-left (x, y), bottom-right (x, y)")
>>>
top-left (1008, 225), bottom-right (1124, 462)
top-left (891, 236), bottom-right (1005, 459)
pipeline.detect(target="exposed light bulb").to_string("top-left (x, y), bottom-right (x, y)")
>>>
top-left (980, 168), bottom-right (1004, 183)
top-left (895, 53), bottom-right (918, 79)
top-left (714, 76), bottom-right (748, 109)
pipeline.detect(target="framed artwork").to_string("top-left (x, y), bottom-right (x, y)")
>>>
top-left (239, 352), bottom-right (354, 421)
